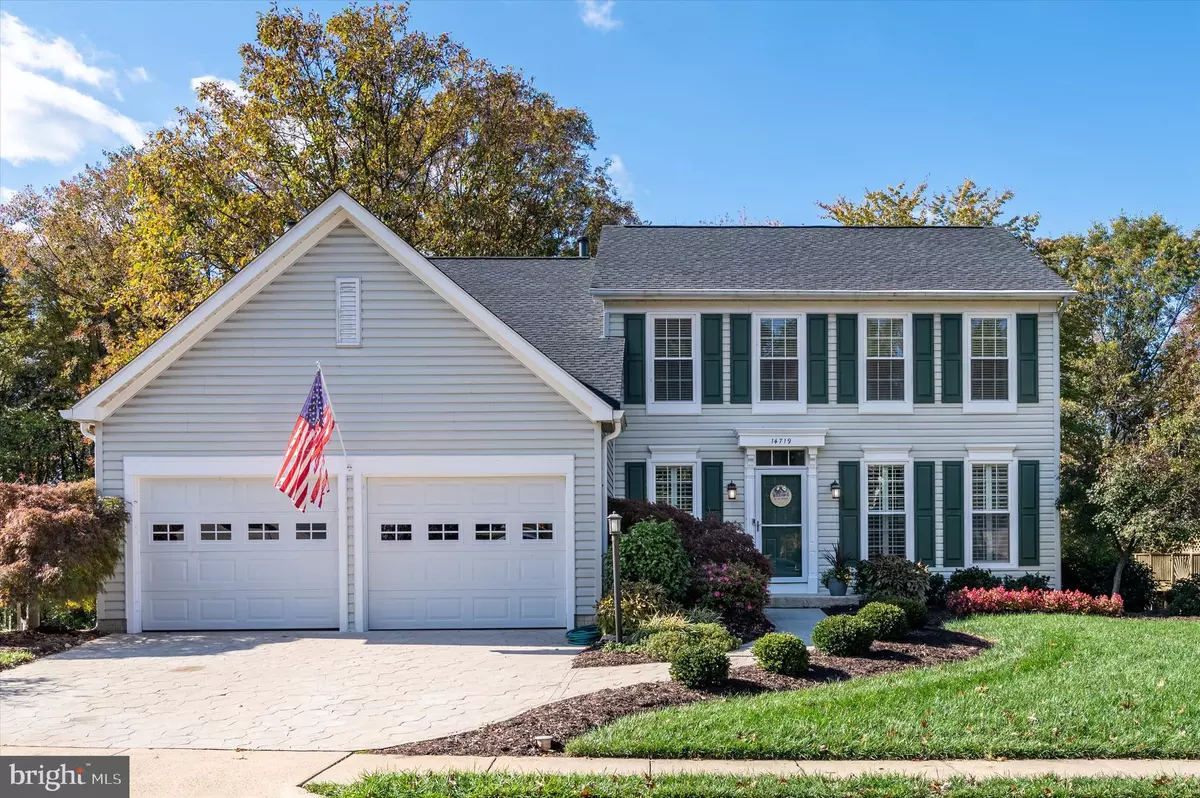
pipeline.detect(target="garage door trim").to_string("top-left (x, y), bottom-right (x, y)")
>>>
top-left (124, 456), bottom-right (349, 634)
top-left (351, 455), bottom-right (575, 632)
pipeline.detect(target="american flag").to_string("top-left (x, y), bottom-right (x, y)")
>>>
top-left (275, 370), bottom-right (336, 510)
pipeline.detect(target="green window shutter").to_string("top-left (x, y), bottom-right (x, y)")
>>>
top-left (730, 314), bottom-right (751, 404)
top-left (702, 461), bottom-right (724, 519)
top-left (942, 460), bottom-right (964, 567)
top-left (914, 314), bottom-right (934, 404)
top-left (1017, 314), bottom-right (1039, 403)
top-left (624, 461), bottom-right (647, 502)
top-left (838, 461), bottom-right (861, 563)
top-left (941, 314), bottom-right (962, 404)
top-left (623, 314), bottom-right (645, 404)
top-left (701, 314), bottom-right (723, 404)
top-left (914, 461), bottom-right (935, 565)
top-left (1018, 459), bottom-right (1041, 566)
top-left (807, 314), bottom-right (829, 404)
top-left (836, 314), bottom-right (858, 404)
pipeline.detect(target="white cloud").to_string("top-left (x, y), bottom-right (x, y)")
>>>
top-left (579, 0), bottom-right (621, 32)
top-left (190, 75), bottom-right (247, 99)
top-left (0, 12), bottom-right (144, 165)
top-left (126, 65), bottom-right (150, 83)
top-left (608, 154), bottom-right (634, 196)
top-left (0, 186), bottom-right (16, 204)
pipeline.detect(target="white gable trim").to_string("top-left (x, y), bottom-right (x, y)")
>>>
top-left (61, 191), bottom-right (616, 423)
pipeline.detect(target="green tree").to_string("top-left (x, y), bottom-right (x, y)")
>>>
top-left (1041, 216), bottom-right (1200, 593)
top-left (816, 178), bottom-right (1040, 243)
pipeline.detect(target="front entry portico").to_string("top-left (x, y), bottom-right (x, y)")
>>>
top-left (738, 428), bottom-right (827, 593)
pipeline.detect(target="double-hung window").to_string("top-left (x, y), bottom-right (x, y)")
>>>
top-left (966, 448), bottom-right (1017, 566)
top-left (647, 314), bottom-right (700, 414)
top-left (753, 314), bottom-right (805, 413)
top-left (965, 314), bottom-right (1017, 412)
top-left (860, 315), bottom-right (912, 412)
top-left (648, 446), bottom-right (700, 514)
top-left (866, 464), bottom-right (908, 558)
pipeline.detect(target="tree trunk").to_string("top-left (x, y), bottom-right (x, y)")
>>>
top-left (20, 600), bottom-right (41, 632)
top-left (1111, 552), bottom-right (1130, 597)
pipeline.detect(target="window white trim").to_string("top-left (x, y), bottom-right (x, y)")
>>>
top-left (965, 447), bottom-right (1018, 569)
top-left (647, 446), bottom-right (701, 514)
top-left (860, 452), bottom-right (914, 560)
top-left (858, 312), bottom-right (913, 414)
top-left (963, 311), bottom-right (1018, 414)
top-left (335, 276), bottom-right (362, 347)
top-left (752, 311), bottom-right (807, 415)
top-left (645, 312), bottom-right (701, 415)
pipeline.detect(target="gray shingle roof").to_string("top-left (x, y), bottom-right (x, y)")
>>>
top-left (592, 225), bottom-right (1072, 294)
top-left (432, 257), bottom-right (623, 406)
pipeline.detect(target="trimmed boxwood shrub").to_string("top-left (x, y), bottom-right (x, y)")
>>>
top-left (594, 581), bottom-right (677, 635)
top-left (751, 632), bottom-right (809, 676)
top-left (688, 622), bottom-right (740, 652)
top-left (873, 594), bottom-right (929, 629)
top-left (947, 566), bottom-right (1002, 592)
top-left (1168, 575), bottom-right (1200, 617)
top-left (854, 556), bottom-right (929, 601)
top-left (602, 519), bottom-right (691, 603)
top-left (811, 614), bottom-right (874, 656)
top-left (669, 644), bottom-right (730, 688)
top-left (642, 630), bottom-right (693, 662)
top-left (856, 602), bottom-right (909, 641)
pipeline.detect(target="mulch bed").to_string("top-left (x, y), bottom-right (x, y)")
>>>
top-left (573, 647), bottom-right (654, 667)
top-left (0, 629), bottom-right (106, 670)
top-left (379, 627), bottom-right (990, 757)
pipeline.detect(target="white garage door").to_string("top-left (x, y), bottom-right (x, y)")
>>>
top-left (140, 478), bottom-right (339, 630)
top-left (366, 476), bottom-right (567, 629)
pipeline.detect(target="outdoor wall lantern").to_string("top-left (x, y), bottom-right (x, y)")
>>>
top-left (830, 480), bottom-right (841, 501)
top-left (726, 481), bottom-right (738, 501)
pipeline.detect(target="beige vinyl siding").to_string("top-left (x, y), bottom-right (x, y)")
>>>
top-left (610, 304), bottom-right (1060, 587)
top-left (99, 222), bottom-right (600, 627)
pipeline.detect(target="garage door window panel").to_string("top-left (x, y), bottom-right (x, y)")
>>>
top-left (428, 523), bottom-right (459, 541)
top-left (199, 523), bottom-right (232, 542)
top-left (296, 522), bottom-right (327, 541)
top-left (152, 523), bottom-right (185, 542)
top-left (475, 523), bottom-right (507, 541)
top-left (380, 523), bottom-right (412, 542)
top-left (522, 522), bottom-right (554, 540)
top-left (248, 522), bottom-right (280, 541)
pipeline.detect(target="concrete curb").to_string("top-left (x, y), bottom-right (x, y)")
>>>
top-left (304, 754), bottom-right (1200, 785)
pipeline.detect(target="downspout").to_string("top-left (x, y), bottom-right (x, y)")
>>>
top-left (77, 422), bottom-right (100, 492)
top-left (599, 410), bottom-right (626, 561)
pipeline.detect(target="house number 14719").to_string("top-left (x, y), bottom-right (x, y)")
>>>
top-left (770, 437), bottom-right (793, 445)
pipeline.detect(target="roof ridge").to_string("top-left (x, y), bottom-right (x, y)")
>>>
top-left (606, 224), bottom-right (1001, 230)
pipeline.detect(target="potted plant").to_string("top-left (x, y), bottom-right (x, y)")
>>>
top-left (821, 544), bottom-right (853, 596)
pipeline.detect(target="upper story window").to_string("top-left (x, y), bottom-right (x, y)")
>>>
top-left (647, 314), bottom-right (700, 414)
top-left (751, 314), bottom-right (806, 413)
top-left (859, 315), bottom-right (912, 413)
top-left (965, 314), bottom-right (1017, 412)
top-left (971, 462), bottom-right (1013, 566)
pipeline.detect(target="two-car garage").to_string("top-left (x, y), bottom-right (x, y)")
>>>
top-left (129, 458), bottom-right (572, 633)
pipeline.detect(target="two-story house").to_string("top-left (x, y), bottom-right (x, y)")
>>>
top-left (63, 191), bottom-right (1072, 633)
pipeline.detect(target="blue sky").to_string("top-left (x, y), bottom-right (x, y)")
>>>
top-left (1, 0), bottom-right (1197, 237)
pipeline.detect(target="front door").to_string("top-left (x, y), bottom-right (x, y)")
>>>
top-left (760, 473), bottom-right (803, 578)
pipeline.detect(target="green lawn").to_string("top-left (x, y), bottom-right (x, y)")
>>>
top-left (568, 615), bottom-right (1200, 760)
top-left (307, 772), bottom-right (1199, 798)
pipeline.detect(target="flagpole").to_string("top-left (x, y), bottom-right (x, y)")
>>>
top-left (315, 361), bottom-right (350, 462)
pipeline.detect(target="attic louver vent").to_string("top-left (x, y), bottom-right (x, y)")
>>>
top-left (335, 277), bottom-right (361, 346)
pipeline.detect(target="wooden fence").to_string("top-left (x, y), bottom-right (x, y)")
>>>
top-left (1135, 552), bottom-right (1200, 585)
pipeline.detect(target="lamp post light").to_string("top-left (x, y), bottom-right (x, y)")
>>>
top-left (726, 480), bottom-right (738, 501)
top-left (606, 511), bottom-right (624, 643)
top-left (830, 480), bottom-right (841, 501)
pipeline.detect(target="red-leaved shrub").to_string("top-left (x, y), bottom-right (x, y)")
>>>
top-left (607, 498), bottom-right (772, 578)
top-left (946, 586), bottom-right (1124, 617)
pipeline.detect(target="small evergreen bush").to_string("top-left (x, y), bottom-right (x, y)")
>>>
top-left (1002, 572), bottom-right (1053, 591)
top-left (811, 614), bottom-right (874, 656)
top-left (603, 519), bottom-right (691, 603)
top-left (874, 593), bottom-right (929, 629)
top-left (668, 644), bottom-right (730, 689)
top-left (1168, 575), bottom-right (1200, 617)
top-left (688, 622), bottom-right (739, 652)
top-left (926, 572), bottom-right (948, 607)
top-left (642, 630), bottom-right (693, 662)
top-left (856, 602), bottom-right (909, 641)
top-left (947, 566), bottom-right (1001, 592)
top-left (751, 632), bottom-right (809, 676)
top-left (854, 556), bottom-right (929, 600)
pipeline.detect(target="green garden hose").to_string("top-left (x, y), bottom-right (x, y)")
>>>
top-left (566, 624), bottom-right (601, 646)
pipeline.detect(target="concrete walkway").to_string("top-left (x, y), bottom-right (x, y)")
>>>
top-left (3, 747), bottom-right (1197, 797)
top-left (0, 630), bottom-right (668, 750)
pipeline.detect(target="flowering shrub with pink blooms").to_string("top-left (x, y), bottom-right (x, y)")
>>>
top-left (696, 561), bottom-right (770, 618)
top-left (946, 586), bottom-right (1124, 617)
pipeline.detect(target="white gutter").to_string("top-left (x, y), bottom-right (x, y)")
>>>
top-left (590, 289), bottom-right (1077, 300)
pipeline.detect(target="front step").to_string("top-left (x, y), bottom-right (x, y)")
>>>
top-left (768, 594), bottom-right (862, 609)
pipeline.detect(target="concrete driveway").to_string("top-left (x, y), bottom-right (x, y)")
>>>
top-left (0, 630), bottom-right (666, 751)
